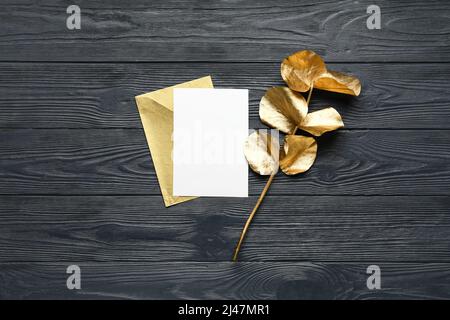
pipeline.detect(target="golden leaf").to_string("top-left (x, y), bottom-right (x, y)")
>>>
top-left (314, 70), bottom-right (361, 96)
top-left (281, 50), bottom-right (361, 96)
top-left (281, 50), bottom-right (326, 92)
top-left (259, 87), bottom-right (308, 134)
top-left (234, 49), bottom-right (359, 262)
top-left (280, 135), bottom-right (317, 175)
top-left (300, 107), bottom-right (344, 136)
top-left (243, 130), bottom-right (280, 176)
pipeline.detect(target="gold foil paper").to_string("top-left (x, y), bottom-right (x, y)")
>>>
top-left (135, 76), bottom-right (214, 207)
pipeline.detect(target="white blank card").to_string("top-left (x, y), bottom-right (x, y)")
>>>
top-left (173, 88), bottom-right (248, 197)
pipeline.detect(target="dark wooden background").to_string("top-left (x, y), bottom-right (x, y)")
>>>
top-left (1, 0), bottom-right (450, 299)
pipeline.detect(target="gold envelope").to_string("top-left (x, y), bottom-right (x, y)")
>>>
top-left (135, 76), bottom-right (214, 207)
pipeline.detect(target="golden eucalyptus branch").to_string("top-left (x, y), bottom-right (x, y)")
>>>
top-left (306, 85), bottom-right (314, 106)
top-left (232, 86), bottom-right (314, 262)
top-left (234, 50), bottom-right (359, 261)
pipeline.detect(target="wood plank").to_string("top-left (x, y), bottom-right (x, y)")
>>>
top-left (1, 62), bottom-right (449, 129)
top-left (0, 0), bottom-right (449, 62)
top-left (1, 129), bottom-right (449, 196)
top-left (1, 262), bottom-right (449, 299)
top-left (0, 195), bottom-right (449, 262)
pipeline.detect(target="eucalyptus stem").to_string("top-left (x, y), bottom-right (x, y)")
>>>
top-left (232, 173), bottom-right (276, 261)
top-left (292, 86), bottom-right (314, 135)
top-left (306, 85), bottom-right (314, 106)
top-left (232, 86), bottom-right (314, 261)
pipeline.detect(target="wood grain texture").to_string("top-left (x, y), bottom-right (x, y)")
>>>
top-left (1, 0), bottom-right (450, 300)
top-left (1, 62), bottom-right (450, 129)
top-left (0, 195), bottom-right (449, 262)
top-left (1, 262), bottom-right (449, 299)
top-left (1, 129), bottom-right (449, 196)
top-left (0, 0), bottom-right (449, 62)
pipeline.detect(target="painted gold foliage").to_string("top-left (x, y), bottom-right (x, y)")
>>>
top-left (260, 86), bottom-right (344, 136)
top-left (281, 50), bottom-right (327, 92)
top-left (259, 86), bottom-right (307, 135)
top-left (301, 107), bottom-right (344, 136)
top-left (233, 50), bottom-right (361, 261)
top-left (244, 131), bottom-right (279, 176)
top-left (280, 135), bottom-right (317, 175)
top-left (281, 50), bottom-right (361, 96)
top-left (314, 70), bottom-right (361, 96)
top-left (243, 132), bottom-right (317, 177)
